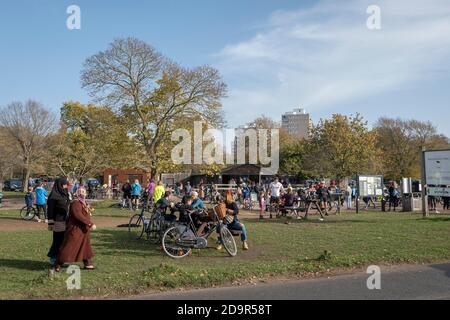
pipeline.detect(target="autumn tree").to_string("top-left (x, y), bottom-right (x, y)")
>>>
top-left (375, 118), bottom-right (449, 180)
top-left (53, 102), bottom-right (134, 179)
top-left (306, 113), bottom-right (380, 181)
top-left (0, 127), bottom-right (17, 190)
top-left (81, 37), bottom-right (227, 178)
top-left (0, 100), bottom-right (56, 191)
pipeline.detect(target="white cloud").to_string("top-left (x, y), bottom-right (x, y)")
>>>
top-left (214, 0), bottom-right (450, 125)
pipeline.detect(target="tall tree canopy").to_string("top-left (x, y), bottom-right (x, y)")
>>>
top-left (53, 102), bottom-right (134, 179)
top-left (81, 37), bottom-right (227, 177)
top-left (306, 113), bottom-right (379, 180)
top-left (374, 117), bottom-right (449, 180)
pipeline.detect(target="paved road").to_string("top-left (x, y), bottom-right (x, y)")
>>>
top-left (133, 263), bottom-right (450, 300)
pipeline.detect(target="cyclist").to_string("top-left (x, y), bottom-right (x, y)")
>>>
top-left (35, 182), bottom-right (48, 223)
top-left (121, 180), bottom-right (132, 209)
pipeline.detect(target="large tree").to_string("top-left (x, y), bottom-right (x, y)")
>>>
top-left (0, 100), bottom-right (56, 191)
top-left (81, 37), bottom-right (227, 177)
top-left (53, 102), bottom-right (134, 179)
top-left (0, 127), bottom-right (17, 190)
top-left (306, 113), bottom-right (380, 180)
top-left (375, 118), bottom-right (449, 180)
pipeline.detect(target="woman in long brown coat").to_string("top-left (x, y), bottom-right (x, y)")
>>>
top-left (55, 187), bottom-right (96, 271)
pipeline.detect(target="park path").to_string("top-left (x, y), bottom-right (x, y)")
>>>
top-left (0, 216), bottom-right (130, 232)
top-left (130, 263), bottom-right (450, 300)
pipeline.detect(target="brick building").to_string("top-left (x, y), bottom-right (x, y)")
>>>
top-left (103, 168), bottom-right (151, 186)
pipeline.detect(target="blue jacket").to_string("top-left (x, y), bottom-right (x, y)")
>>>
top-left (192, 198), bottom-right (205, 209)
top-left (35, 187), bottom-right (48, 205)
top-left (131, 183), bottom-right (142, 196)
top-left (25, 192), bottom-right (34, 207)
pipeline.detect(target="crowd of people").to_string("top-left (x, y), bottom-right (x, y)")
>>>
top-left (20, 174), bottom-right (450, 271)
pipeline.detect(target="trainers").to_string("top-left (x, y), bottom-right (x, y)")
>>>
top-left (44, 219), bottom-right (48, 223)
top-left (242, 241), bottom-right (249, 250)
top-left (37, 219), bottom-right (42, 223)
top-left (216, 244), bottom-right (223, 250)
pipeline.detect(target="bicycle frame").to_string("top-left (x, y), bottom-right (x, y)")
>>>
top-left (174, 207), bottom-right (223, 248)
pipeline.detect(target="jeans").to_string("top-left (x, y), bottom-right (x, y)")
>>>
top-left (36, 204), bottom-right (47, 219)
top-left (346, 196), bottom-right (352, 209)
top-left (226, 219), bottom-right (247, 242)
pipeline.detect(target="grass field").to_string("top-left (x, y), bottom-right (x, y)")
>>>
top-left (0, 191), bottom-right (26, 199)
top-left (1, 204), bottom-right (450, 299)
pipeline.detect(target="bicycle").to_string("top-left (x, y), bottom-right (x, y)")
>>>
top-left (20, 206), bottom-right (37, 221)
top-left (128, 205), bottom-right (174, 244)
top-left (161, 205), bottom-right (237, 259)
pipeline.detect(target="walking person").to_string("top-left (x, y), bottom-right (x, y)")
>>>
top-left (35, 182), bottom-right (48, 223)
top-left (55, 187), bottom-right (96, 271)
top-left (47, 178), bottom-right (70, 268)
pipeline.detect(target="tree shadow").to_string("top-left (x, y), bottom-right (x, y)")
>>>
top-left (417, 217), bottom-right (450, 223)
top-left (244, 217), bottom-right (376, 225)
top-left (0, 259), bottom-right (50, 271)
top-left (93, 229), bottom-right (162, 258)
top-left (93, 229), bottom-right (237, 260)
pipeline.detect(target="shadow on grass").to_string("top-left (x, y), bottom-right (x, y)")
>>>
top-left (245, 218), bottom-right (376, 225)
top-left (416, 217), bottom-right (450, 223)
top-left (0, 259), bottom-right (49, 271)
top-left (93, 229), bottom-right (238, 260)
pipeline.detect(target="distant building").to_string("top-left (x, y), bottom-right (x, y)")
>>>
top-left (281, 108), bottom-right (312, 139)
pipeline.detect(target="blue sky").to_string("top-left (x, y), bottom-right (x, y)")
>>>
top-left (1, 0), bottom-right (450, 137)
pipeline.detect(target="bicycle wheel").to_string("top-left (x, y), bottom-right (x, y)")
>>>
top-left (20, 206), bottom-right (36, 221)
top-left (220, 226), bottom-right (237, 257)
top-left (162, 226), bottom-right (192, 259)
top-left (128, 214), bottom-right (145, 240)
top-left (147, 218), bottom-right (161, 244)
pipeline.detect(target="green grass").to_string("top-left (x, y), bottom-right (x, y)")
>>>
top-left (1, 207), bottom-right (450, 299)
top-left (0, 191), bottom-right (26, 199)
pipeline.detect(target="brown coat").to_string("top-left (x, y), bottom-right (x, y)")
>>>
top-left (57, 200), bottom-right (95, 264)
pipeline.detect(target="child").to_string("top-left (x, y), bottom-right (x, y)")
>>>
top-left (24, 187), bottom-right (34, 216)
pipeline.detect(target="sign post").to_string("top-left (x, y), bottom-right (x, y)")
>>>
top-left (421, 147), bottom-right (428, 218)
top-left (357, 175), bottom-right (384, 213)
top-left (423, 148), bottom-right (450, 217)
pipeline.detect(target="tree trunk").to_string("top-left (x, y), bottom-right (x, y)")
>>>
top-left (22, 167), bottom-right (30, 193)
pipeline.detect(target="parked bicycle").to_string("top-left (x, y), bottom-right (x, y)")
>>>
top-left (161, 204), bottom-right (237, 259)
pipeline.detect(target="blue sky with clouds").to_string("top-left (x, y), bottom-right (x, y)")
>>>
top-left (1, 0), bottom-right (449, 136)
